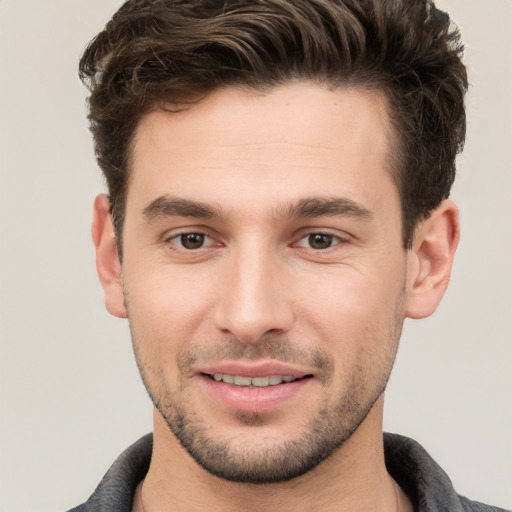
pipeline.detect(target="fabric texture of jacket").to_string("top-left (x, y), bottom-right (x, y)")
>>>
top-left (68, 433), bottom-right (509, 512)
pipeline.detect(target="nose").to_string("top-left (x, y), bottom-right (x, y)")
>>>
top-left (213, 245), bottom-right (294, 343)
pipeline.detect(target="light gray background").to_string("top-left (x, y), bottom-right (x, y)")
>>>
top-left (0, 1), bottom-right (510, 510)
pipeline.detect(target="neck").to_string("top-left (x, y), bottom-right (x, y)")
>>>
top-left (136, 398), bottom-right (410, 512)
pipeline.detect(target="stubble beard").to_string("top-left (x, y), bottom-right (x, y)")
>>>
top-left (158, 370), bottom-right (388, 484)
top-left (126, 275), bottom-right (406, 484)
top-left (130, 330), bottom-right (401, 485)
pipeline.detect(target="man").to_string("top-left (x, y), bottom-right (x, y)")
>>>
top-left (71, 0), bottom-right (506, 511)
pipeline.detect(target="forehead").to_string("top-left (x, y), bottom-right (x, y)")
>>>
top-left (127, 83), bottom-right (396, 216)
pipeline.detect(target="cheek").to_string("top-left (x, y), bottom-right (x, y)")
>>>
top-left (124, 265), bottom-right (217, 352)
top-left (295, 264), bottom-right (405, 352)
top-left (299, 274), bottom-right (404, 404)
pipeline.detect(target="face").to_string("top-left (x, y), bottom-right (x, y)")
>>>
top-left (120, 84), bottom-right (410, 483)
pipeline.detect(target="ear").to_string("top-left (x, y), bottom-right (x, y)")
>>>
top-left (92, 194), bottom-right (127, 318)
top-left (405, 199), bottom-right (460, 319)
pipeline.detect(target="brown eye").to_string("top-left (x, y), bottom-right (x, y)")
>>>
top-left (308, 233), bottom-right (334, 250)
top-left (180, 233), bottom-right (205, 249)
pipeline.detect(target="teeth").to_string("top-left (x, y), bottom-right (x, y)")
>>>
top-left (252, 377), bottom-right (269, 387)
top-left (234, 376), bottom-right (252, 386)
top-left (222, 374), bottom-right (234, 384)
top-left (212, 374), bottom-right (297, 387)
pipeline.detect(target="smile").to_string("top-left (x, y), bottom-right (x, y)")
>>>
top-left (208, 374), bottom-right (299, 387)
top-left (201, 370), bottom-right (314, 413)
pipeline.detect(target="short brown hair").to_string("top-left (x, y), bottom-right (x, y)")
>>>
top-left (79, 0), bottom-right (468, 254)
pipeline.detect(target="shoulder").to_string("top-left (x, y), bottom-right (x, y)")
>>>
top-left (459, 495), bottom-right (510, 512)
top-left (67, 434), bottom-right (153, 512)
top-left (384, 433), bottom-right (509, 512)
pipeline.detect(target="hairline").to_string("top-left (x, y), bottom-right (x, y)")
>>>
top-left (112, 80), bottom-right (410, 260)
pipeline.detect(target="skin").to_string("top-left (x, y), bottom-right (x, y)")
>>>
top-left (93, 83), bottom-right (459, 512)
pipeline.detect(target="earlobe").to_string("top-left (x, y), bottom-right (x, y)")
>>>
top-left (92, 194), bottom-right (127, 319)
top-left (405, 200), bottom-right (460, 319)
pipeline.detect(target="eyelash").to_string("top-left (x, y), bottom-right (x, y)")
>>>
top-left (164, 230), bottom-right (347, 252)
top-left (165, 231), bottom-right (219, 251)
top-left (294, 232), bottom-right (346, 251)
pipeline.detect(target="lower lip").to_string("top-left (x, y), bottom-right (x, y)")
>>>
top-left (201, 375), bottom-right (311, 414)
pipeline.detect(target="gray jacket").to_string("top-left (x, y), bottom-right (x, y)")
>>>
top-left (68, 433), bottom-right (508, 512)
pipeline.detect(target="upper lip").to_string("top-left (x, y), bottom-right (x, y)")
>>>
top-left (197, 361), bottom-right (312, 379)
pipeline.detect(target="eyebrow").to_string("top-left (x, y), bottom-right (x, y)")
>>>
top-left (279, 197), bottom-right (373, 220)
top-left (142, 195), bottom-right (372, 222)
top-left (142, 196), bottom-right (224, 221)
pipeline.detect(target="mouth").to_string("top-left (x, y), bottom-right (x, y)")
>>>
top-left (198, 362), bottom-right (315, 413)
top-left (203, 373), bottom-right (312, 388)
